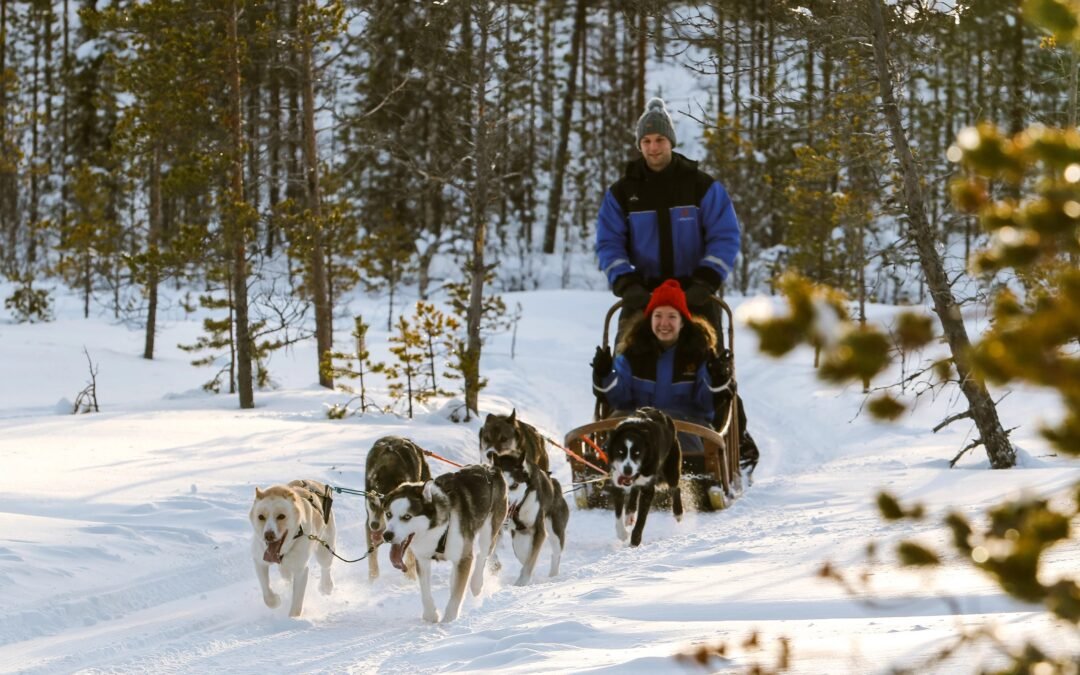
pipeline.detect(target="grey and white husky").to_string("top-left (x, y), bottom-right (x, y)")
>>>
top-left (605, 407), bottom-right (683, 547)
top-left (364, 436), bottom-right (432, 580)
top-left (489, 451), bottom-right (569, 586)
top-left (381, 464), bottom-right (508, 623)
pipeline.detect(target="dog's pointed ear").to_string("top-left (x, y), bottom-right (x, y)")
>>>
top-left (421, 480), bottom-right (441, 503)
top-left (255, 487), bottom-right (265, 499)
top-left (509, 408), bottom-right (517, 423)
top-left (484, 413), bottom-right (494, 423)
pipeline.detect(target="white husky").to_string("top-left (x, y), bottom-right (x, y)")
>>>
top-left (249, 480), bottom-right (336, 617)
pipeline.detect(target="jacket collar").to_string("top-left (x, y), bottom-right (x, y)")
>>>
top-left (623, 152), bottom-right (698, 181)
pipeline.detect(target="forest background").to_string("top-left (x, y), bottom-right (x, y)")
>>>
top-left (3, 0), bottom-right (1064, 404)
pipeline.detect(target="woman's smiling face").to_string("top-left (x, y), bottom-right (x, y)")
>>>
top-left (650, 306), bottom-right (684, 347)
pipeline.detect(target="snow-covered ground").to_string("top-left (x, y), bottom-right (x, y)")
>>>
top-left (1, 285), bottom-right (1077, 674)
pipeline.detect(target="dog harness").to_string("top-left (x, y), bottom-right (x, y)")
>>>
top-left (296, 480), bottom-right (334, 525)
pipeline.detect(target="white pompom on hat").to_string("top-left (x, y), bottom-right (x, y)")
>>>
top-left (635, 97), bottom-right (677, 147)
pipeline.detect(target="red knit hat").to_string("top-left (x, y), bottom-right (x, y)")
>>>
top-left (644, 279), bottom-right (692, 320)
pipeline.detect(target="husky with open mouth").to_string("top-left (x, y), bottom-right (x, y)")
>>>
top-left (381, 464), bottom-right (507, 623)
top-left (249, 479), bottom-right (336, 617)
top-left (364, 436), bottom-right (432, 581)
top-left (490, 451), bottom-right (569, 586)
top-left (605, 406), bottom-right (683, 546)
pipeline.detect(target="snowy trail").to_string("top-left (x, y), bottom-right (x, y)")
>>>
top-left (1, 289), bottom-right (1078, 673)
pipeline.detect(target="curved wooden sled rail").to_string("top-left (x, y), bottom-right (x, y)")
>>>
top-left (563, 415), bottom-right (741, 500)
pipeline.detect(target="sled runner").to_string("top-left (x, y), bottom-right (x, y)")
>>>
top-left (564, 296), bottom-right (743, 511)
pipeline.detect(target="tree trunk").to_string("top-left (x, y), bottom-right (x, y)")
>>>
top-left (227, 0), bottom-right (254, 409)
top-left (0, 0), bottom-right (15, 270)
top-left (144, 143), bottom-right (162, 360)
top-left (299, 0), bottom-right (333, 389)
top-left (867, 0), bottom-right (1015, 469)
top-left (267, 26), bottom-right (282, 257)
top-left (463, 3), bottom-right (494, 419)
top-left (635, 9), bottom-right (646, 115)
top-left (542, 0), bottom-right (586, 255)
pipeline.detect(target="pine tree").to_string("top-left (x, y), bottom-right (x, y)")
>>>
top-left (413, 300), bottom-right (461, 399)
top-left (378, 314), bottom-right (426, 419)
top-left (323, 315), bottom-right (383, 418)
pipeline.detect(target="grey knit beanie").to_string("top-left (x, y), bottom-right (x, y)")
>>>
top-left (636, 97), bottom-right (677, 147)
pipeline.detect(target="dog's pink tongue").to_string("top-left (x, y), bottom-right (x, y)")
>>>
top-left (617, 475), bottom-right (634, 487)
top-left (263, 537), bottom-right (285, 564)
top-left (388, 534), bottom-right (412, 572)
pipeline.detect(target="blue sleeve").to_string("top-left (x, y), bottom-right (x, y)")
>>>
top-left (596, 190), bottom-right (635, 286)
top-left (698, 182), bottom-right (741, 282)
top-left (598, 354), bottom-right (635, 411)
top-left (692, 362), bottom-right (716, 421)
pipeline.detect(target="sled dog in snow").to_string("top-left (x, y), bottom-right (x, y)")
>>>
top-left (605, 406), bottom-right (683, 546)
top-left (479, 409), bottom-right (550, 472)
top-left (381, 464), bottom-right (507, 623)
top-left (490, 451), bottom-right (569, 585)
top-left (364, 435), bottom-right (433, 580)
top-left (250, 479), bottom-right (336, 617)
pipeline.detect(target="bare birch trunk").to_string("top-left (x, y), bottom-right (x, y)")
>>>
top-left (867, 0), bottom-right (1014, 468)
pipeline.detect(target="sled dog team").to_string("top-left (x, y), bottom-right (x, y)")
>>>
top-left (250, 407), bottom-right (682, 622)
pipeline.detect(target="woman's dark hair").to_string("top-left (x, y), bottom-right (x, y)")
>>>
top-left (616, 312), bottom-right (718, 364)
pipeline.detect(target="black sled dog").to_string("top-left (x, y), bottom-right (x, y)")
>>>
top-left (605, 406), bottom-right (683, 546)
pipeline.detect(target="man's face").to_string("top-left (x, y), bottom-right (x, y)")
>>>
top-left (639, 133), bottom-right (673, 171)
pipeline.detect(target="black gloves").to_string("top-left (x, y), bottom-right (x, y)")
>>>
top-left (612, 273), bottom-right (649, 310)
top-left (684, 279), bottom-right (714, 307)
top-left (686, 267), bottom-right (722, 307)
top-left (591, 345), bottom-right (614, 386)
top-left (708, 348), bottom-right (733, 385)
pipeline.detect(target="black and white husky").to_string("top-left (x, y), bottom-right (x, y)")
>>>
top-left (489, 451), bottom-right (569, 586)
top-left (381, 465), bottom-right (508, 623)
top-left (605, 407), bottom-right (683, 546)
top-left (364, 436), bottom-right (432, 581)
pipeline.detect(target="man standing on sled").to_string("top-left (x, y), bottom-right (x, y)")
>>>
top-left (594, 97), bottom-right (758, 477)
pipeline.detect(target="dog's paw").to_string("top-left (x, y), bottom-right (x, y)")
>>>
top-left (514, 574), bottom-right (531, 587)
top-left (441, 609), bottom-right (459, 623)
top-left (422, 607), bottom-right (440, 623)
top-left (615, 520), bottom-right (629, 542)
top-left (630, 532), bottom-right (643, 547)
top-left (263, 592), bottom-right (281, 609)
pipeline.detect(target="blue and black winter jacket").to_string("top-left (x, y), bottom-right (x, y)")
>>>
top-left (596, 153), bottom-right (741, 290)
top-left (593, 317), bottom-right (721, 423)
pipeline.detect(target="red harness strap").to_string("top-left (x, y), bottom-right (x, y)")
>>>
top-left (543, 436), bottom-right (608, 475)
top-left (422, 449), bottom-right (464, 468)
